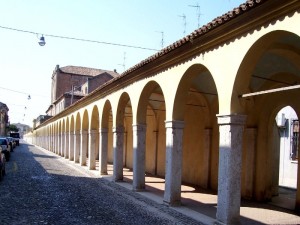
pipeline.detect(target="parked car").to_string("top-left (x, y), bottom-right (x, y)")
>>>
top-left (10, 132), bottom-right (20, 146)
top-left (6, 137), bottom-right (15, 152)
top-left (0, 137), bottom-right (10, 161)
top-left (0, 146), bottom-right (6, 180)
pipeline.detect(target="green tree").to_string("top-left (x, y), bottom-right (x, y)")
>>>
top-left (7, 124), bottom-right (19, 132)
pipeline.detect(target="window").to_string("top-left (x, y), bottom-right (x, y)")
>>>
top-left (290, 119), bottom-right (299, 160)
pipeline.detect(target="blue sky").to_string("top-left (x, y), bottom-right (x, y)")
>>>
top-left (0, 0), bottom-right (245, 126)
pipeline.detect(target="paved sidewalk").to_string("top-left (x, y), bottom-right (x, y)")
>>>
top-left (39, 146), bottom-right (300, 225)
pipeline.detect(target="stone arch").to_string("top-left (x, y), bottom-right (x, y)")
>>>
top-left (233, 31), bottom-right (300, 209)
top-left (91, 105), bottom-right (99, 130)
top-left (101, 100), bottom-right (113, 129)
top-left (173, 64), bottom-right (219, 190)
top-left (61, 119), bottom-right (66, 157)
top-left (89, 105), bottom-right (100, 170)
top-left (116, 92), bottom-right (131, 127)
top-left (75, 112), bottom-right (81, 131)
top-left (74, 112), bottom-right (81, 163)
top-left (137, 81), bottom-right (166, 176)
top-left (173, 64), bottom-right (218, 121)
top-left (81, 109), bottom-right (89, 166)
top-left (82, 110), bottom-right (89, 131)
top-left (101, 100), bottom-right (114, 167)
top-left (119, 92), bottom-right (133, 169)
top-left (232, 30), bottom-right (300, 113)
top-left (58, 120), bottom-right (62, 155)
top-left (65, 117), bottom-right (70, 159)
top-left (69, 115), bottom-right (75, 161)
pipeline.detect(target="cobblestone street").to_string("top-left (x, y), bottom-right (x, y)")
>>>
top-left (0, 141), bottom-right (200, 225)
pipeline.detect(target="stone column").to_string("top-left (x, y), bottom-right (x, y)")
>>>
top-left (163, 120), bottom-right (184, 206)
top-left (65, 131), bottom-right (69, 159)
top-left (60, 132), bottom-right (66, 157)
top-left (132, 124), bottom-right (147, 191)
top-left (80, 130), bottom-right (88, 166)
top-left (243, 128), bottom-right (257, 199)
top-left (88, 129), bottom-right (97, 170)
top-left (51, 132), bottom-right (54, 152)
top-left (216, 114), bottom-right (247, 225)
top-left (56, 133), bottom-right (60, 155)
top-left (113, 126), bottom-right (124, 181)
top-left (53, 132), bottom-right (55, 152)
top-left (69, 131), bottom-right (74, 161)
top-left (74, 131), bottom-right (80, 163)
top-left (99, 128), bottom-right (108, 175)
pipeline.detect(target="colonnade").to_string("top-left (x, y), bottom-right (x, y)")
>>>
top-left (25, 2), bottom-right (300, 224)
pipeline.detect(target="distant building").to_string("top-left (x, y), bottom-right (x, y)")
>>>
top-left (0, 102), bottom-right (9, 136)
top-left (35, 115), bottom-right (52, 128)
top-left (12, 123), bottom-right (31, 138)
top-left (46, 65), bottom-right (119, 116)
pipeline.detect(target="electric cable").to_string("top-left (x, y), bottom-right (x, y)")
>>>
top-left (0, 25), bottom-right (159, 51)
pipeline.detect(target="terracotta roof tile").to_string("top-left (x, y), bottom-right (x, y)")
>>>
top-left (59, 65), bottom-right (119, 78)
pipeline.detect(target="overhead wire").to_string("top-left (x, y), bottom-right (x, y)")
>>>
top-left (0, 25), bottom-right (160, 51)
top-left (0, 85), bottom-right (48, 98)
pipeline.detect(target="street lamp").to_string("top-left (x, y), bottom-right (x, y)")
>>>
top-left (38, 35), bottom-right (46, 46)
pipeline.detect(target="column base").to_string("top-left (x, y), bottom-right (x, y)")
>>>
top-left (214, 219), bottom-right (241, 225)
top-left (163, 199), bottom-right (181, 207)
top-left (100, 171), bottom-right (108, 175)
top-left (132, 186), bottom-right (145, 192)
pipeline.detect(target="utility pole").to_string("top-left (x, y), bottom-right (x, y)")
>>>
top-left (178, 14), bottom-right (186, 36)
top-left (189, 3), bottom-right (203, 28)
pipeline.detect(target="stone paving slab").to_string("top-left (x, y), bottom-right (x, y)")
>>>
top-left (12, 141), bottom-right (300, 225)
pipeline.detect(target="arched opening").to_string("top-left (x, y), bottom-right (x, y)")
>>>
top-left (81, 110), bottom-right (89, 166)
top-left (114, 92), bottom-right (133, 181)
top-left (173, 64), bottom-right (219, 205)
top-left (58, 121), bottom-right (62, 156)
top-left (276, 106), bottom-right (298, 189)
top-left (100, 100), bottom-right (113, 175)
top-left (90, 105), bottom-right (100, 170)
top-left (61, 119), bottom-right (65, 157)
top-left (65, 117), bottom-right (70, 159)
top-left (69, 115), bottom-right (75, 161)
top-left (136, 81), bottom-right (166, 189)
top-left (233, 30), bottom-right (300, 210)
top-left (75, 112), bottom-right (81, 163)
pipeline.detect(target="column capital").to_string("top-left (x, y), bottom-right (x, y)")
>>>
top-left (99, 128), bottom-right (108, 133)
top-left (132, 124), bottom-right (147, 132)
top-left (113, 126), bottom-right (124, 133)
top-left (80, 130), bottom-right (88, 135)
top-left (217, 114), bottom-right (247, 126)
top-left (165, 120), bottom-right (184, 129)
top-left (88, 129), bottom-right (98, 135)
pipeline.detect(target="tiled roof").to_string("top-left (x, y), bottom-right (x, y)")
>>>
top-left (59, 65), bottom-right (119, 77)
top-left (58, 0), bottom-right (270, 112)
top-left (121, 0), bottom-right (266, 77)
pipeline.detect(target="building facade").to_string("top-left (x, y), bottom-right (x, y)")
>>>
top-left (0, 102), bottom-right (9, 136)
top-left (47, 65), bottom-right (119, 116)
top-left (25, 1), bottom-right (300, 224)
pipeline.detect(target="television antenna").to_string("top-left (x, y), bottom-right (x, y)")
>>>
top-left (118, 52), bottom-right (126, 72)
top-left (178, 14), bottom-right (186, 36)
top-left (156, 31), bottom-right (164, 49)
top-left (189, 3), bottom-right (203, 28)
